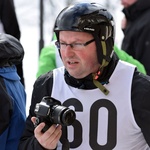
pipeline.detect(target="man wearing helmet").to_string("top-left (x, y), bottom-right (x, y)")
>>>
top-left (19, 2), bottom-right (150, 150)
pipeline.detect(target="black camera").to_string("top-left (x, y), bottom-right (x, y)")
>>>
top-left (34, 96), bottom-right (76, 132)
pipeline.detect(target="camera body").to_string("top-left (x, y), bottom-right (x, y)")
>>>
top-left (34, 96), bottom-right (76, 132)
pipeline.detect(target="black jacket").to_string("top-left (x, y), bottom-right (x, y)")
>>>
top-left (121, 0), bottom-right (150, 75)
top-left (18, 55), bottom-right (150, 149)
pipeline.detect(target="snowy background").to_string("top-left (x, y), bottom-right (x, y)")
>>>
top-left (14, 0), bottom-right (124, 115)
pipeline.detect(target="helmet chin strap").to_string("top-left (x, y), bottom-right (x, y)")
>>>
top-left (92, 41), bottom-right (109, 95)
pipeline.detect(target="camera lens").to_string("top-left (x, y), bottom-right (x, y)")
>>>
top-left (52, 105), bottom-right (76, 126)
top-left (61, 109), bottom-right (76, 125)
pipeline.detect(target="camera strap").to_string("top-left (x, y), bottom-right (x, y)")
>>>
top-left (61, 138), bottom-right (70, 150)
top-left (60, 126), bottom-right (70, 150)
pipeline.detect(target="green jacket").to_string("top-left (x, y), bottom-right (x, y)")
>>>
top-left (114, 45), bottom-right (146, 74)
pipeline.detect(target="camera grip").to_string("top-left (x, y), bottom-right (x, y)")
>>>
top-left (34, 117), bottom-right (53, 133)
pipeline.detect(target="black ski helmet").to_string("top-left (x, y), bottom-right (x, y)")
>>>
top-left (54, 2), bottom-right (115, 67)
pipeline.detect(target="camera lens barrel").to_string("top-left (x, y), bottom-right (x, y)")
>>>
top-left (51, 105), bottom-right (76, 126)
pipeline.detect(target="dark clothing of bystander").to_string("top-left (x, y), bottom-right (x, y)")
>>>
top-left (0, 0), bottom-right (25, 85)
top-left (0, 33), bottom-right (26, 150)
top-left (121, 0), bottom-right (150, 75)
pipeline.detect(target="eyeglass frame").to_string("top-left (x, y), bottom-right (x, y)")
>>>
top-left (55, 38), bottom-right (95, 50)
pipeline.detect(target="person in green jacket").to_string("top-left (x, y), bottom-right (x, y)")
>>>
top-left (36, 34), bottom-right (63, 78)
top-left (114, 45), bottom-right (146, 74)
top-left (36, 34), bottom-right (146, 78)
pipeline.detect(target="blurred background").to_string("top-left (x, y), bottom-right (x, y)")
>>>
top-left (14, 0), bottom-right (124, 114)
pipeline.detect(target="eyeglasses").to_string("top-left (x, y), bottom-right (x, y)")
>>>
top-left (55, 39), bottom-right (95, 50)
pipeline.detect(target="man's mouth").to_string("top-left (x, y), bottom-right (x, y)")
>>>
top-left (68, 61), bottom-right (78, 64)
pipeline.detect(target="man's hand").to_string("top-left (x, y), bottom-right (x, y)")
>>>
top-left (31, 117), bottom-right (62, 150)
